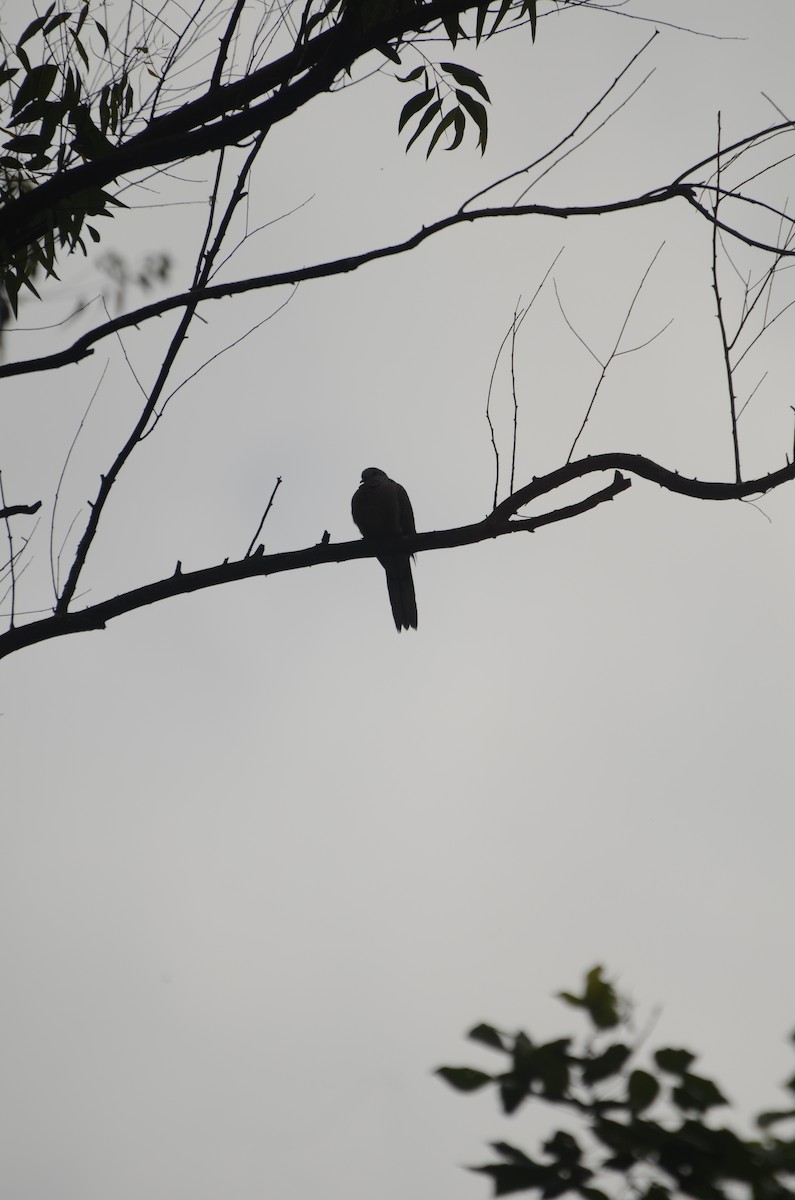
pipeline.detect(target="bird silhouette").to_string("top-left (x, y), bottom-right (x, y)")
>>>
top-left (351, 467), bottom-right (417, 631)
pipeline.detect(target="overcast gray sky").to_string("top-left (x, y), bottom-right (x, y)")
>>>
top-left (2, 2), bottom-right (795, 1198)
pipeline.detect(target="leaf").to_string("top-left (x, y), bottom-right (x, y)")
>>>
top-left (86, 224), bottom-right (101, 242)
top-left (582, 1043), bottom-right (630, 1085)
top-left (439, 61), bottom-right (490, 102)
top-left (527, 0), bottom-right (537, 40)
top-left (436, 1066), bottom-right (493, 1092)
top-left (396, 65), bottom-right (425, 84)
top-left (543, 1131), bottom-right (581, 1164)
top-left (70, 30), bottom-right (90, 71)
top-left (44, 12), bottom-right (72, 34)
top-left (446, 107), bottom-right (465, 150)
top-left (475, 2), bottom-right (488, 44)
top-left (654, 1048), bottom-right (696, 1076)
top-left (456, 89), bottom-right (488, 152)
top-left (468, 1022), bottom-right (507, 1051)
top-left (441, 11), bottom-right (459, 47)
top-left (0, 67), bottom-right (19, 87)
top-left (426, 107), bottom-right (460, 157)
top-left (377, 42), bottom-right (401, 64)
top-left (397, 86), bottom-right (434, 133)
top-left (471, 1163), bottom-right (546, 1197)
top-left (488, 0), bottom-right (512, 40)
top-left (404, 98), bottom-right (441, 151)
top-left (559, 967), bottom-right (621, 1030)
top-left (532, 1039), bottom-right (571, 1098)
top-left (672, 1072), bottom-right (727, 1113)
top-left (13, 63), bottom-right (59, 116)
top-left (17, 6), bottom-right (55, 50)
top-left (491, 1141), bottom-right (534, 1165)
top-left (94, 21), bottom-right (110, 51)
top-left (627, 1069), bottom-right (660, 1112)
top-left (3, 132), bottom-right (47, 154)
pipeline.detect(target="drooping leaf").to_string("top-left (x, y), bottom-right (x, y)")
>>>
top-left (441, 11), bottom-right (459, 46)
top-left (475, 1), bottom-right (488, 44)
top-left (439, 61), bottom-right (490, 102)
top-left (426, 107), bottom-right (460, 157)
top-left (455, 88), bottom-right (488, 152)
top-left (488, 0), bottom-right (512, 40)
top-left (526, 0), bottom-right (537, 40)
top-left (95, 21), bottom-right (110, 51)
top-left (404, 98), bottom-right (441, 151)
top-left (398, 86), bottom-right (434, 133)
top-left (446, 106), bottom-right (465, 150)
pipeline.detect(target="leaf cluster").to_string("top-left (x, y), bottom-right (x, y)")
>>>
top-left (0, 1), bottom-right (138, 311)
top-left (437, 967), bottom-right (795, 1199)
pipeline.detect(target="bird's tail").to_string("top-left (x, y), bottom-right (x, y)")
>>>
top-left (384, 558), bottom-right (417, 631)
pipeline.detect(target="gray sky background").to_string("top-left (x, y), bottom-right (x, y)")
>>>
top-left (2, 2), bottom-right (795, 1198)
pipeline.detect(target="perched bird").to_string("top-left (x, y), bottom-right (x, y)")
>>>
top-left (351, 467), bottom-right (417, 632)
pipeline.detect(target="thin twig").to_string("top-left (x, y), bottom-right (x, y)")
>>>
top-left (0, 470), bottom-right (16, 629)
top-left (566, 243), bottom-right (665, 462)
top-left (711, 114), bottom-right (742, 484)
top-left (49, 360), bottom-right (109, 599)
top-left (246, 476), bottom-right (283, 557)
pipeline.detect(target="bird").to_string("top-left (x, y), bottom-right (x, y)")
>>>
top-left (351, 467), bottom-right (418, 631)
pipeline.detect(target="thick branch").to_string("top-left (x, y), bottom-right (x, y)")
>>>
top-left (3, 449), bottom-right (794, 663)
top-left (0, 0), bottom-right (502, 259)
top-left (0, 471), bottom-right (627, 661)
top-left (0, 188), bottom-right (692, 381)
top-left (0, 501), bottom-right (42, 518)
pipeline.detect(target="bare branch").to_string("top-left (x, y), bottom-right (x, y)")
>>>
top-left (0, 190), bottom-right (694, 382)
top-left (246, 477), bottom-right (283, 557)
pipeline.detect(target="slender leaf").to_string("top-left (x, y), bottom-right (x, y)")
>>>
top-left (446, 106), bottom-right (466, 150)
top-left (426, 107), bottom-right (460, 157)
top-left (398, 86), bottom-right (434, 133)
top-left (45, 12), bottom-right (72, 34)
top-left (404, 98), bottom-right (442, 151)
top-left (489, 0), bottom-right (512, 39)
top-left (456, 88), bottom-right (488, 152)
top-left (13, 64), bottom-right (59, 116)
top-left (441, 11), bottom-right (459, 46)
top-left (17, 7), bottom-right (55, 50)
top-left (439, 61), bottom-right (490, 101)
top-left (396, 65), bottom-right (425, 84)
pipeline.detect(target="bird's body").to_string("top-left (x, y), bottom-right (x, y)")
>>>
top-left (351, 467), bottom-right (417, 631)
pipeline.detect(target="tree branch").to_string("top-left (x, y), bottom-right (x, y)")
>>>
top-left (3, 449), bottom-right (794, 663)
top-left (0, 188), bottom-right (693, 381)
top-left (0, 501), bottom-right (42, 519)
